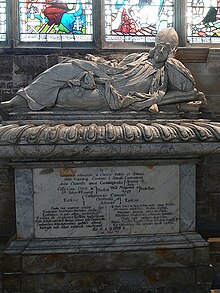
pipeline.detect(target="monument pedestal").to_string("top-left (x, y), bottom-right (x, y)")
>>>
top-left (1, 119), bottom-right (219, 292)
top-left (4, 233), bottom-right (211, 293)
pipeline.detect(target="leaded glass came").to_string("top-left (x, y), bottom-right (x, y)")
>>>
top-left (19, 0), bottom-right (93, 42)
top-left (187, 0), bottom-right (220, 43)
top-left (0, 0), bottom-right (6, 41)
top-left (105, 0), bottom-right (174, 43)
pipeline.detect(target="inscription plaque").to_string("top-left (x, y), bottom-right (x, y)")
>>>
top-left (33, 165), bottom-right (179, 238)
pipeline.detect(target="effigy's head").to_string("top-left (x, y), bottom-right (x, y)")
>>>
top-left (155, 27), bottom-right (179, 56)
top-left (148, 42), bottom-right (172, 63)
top-left (153, 42), bottom-right (171, 63)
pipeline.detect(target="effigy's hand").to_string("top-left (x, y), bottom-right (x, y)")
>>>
top-left (128, 91), bottom-right (151, 99)
top-left (85, 54), bottom-right (119, 67)
top-left (148, 104), bottom-right (159, 113)
top-left (196, 91), bottom-right (207, 105)
top-left (85, 54), bottom-right (107, 64)
top-left (107, 59), bottom-right (119, 67)
top-left (85, 54), bottom-right (101, 62)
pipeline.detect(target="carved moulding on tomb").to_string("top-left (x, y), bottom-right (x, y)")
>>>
top-left (0, 120), bottom-right (219, 160)
top-left (0, 121), bottom-right (220, 144)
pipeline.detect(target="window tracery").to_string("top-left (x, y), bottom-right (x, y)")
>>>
top-left (1, 0), bottom-right (220, 47)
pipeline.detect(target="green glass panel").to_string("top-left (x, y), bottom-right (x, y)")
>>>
top-left (187, 0), bottom-right (220, 43)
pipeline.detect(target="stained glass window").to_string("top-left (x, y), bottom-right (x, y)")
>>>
top-left (0, 0), bottom-right (6, 41)
top-left (105, 0), bottom-right (174, 42)
top-left (187, 0), bottom-right (220, 43)
top-left (19, 0), bottom-right (93, 42)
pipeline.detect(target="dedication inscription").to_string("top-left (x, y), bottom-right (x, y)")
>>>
top-left (33, 165), bottom-right (179, 238)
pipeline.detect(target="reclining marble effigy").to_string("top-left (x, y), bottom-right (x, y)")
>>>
top-left (0, 28), bottom-right (206, 113)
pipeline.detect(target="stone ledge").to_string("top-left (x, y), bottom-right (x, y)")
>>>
top-left (0, 142), bottom-right (220, 160)
top-left (4, 232), bottom-right (208, 255)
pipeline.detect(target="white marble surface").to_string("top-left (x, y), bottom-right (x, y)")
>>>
top-left (33, 165), bottom-right (179, 238)
top-left (15, 168), bottom-right (34, 239)
top-left (14, 161), bottom-right (198, 240)
top-left (179, 164), bottom-right (196, 232)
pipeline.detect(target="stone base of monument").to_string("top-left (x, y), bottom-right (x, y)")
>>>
top-left (1, 161), bottom-right (213, 293)
top-left (1, 119), bottom-right (220, 292)
top-left (3, 233), bottom-right (211, 293)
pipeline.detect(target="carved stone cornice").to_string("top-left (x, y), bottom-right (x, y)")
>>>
top-left (0, 121), bottom-right (220, 145)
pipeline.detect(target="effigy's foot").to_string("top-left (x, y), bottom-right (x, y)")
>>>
top-left (0, 95), bottom-right (27, 111)
top-left (0, 100), bottom-right (15, 111)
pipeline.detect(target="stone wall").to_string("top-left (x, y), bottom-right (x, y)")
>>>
top-left (197, 155), bottom-right (220, 238)
top-left (187, 63), bottom-right (220, 117)
top-left (0, 168), bottom-right (15, 237)
top-left (0, 54), bottom-right (59, 239)
top-left (188, 51), bottom-right (220, 238)
top-left (0, 54), bottom-right (59, 103)
top-left (0, 50), bottom-right (220, 239)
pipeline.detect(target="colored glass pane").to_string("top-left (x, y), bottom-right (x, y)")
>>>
top-left (0, 0), bottom-right (6, 41)
top-left (105, 0), bottom-right (174, 43)
top-left (19, 0), bottom-right (93, 42)
top-left (187, 0), bottom-right (220, 43)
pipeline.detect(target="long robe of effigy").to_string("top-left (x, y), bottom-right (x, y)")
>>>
top-left (14, 52), bottom-right (196, 111)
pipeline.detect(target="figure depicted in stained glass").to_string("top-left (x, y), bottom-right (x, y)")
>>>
top-left (43, 1), bottom-right (69, 26)
top-left (112, 0), bottom-right (139, 34)
top-left (105, 0), bottom-right (173, 42)
top-left (1, 28), bottom-right (206, 113)
top-left (43, 1), bottom-right (85, 33)
top-left (20, 0), bottom-right (92, 41)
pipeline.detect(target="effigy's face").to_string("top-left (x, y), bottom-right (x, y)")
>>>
top-left (154, 44), bottom-right (170, 63)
